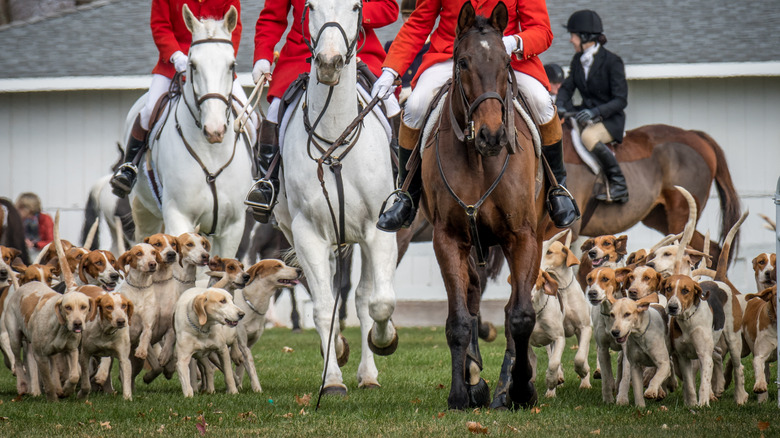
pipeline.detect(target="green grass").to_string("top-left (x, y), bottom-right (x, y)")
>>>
top-left (0, 326), bottom-right (776, 437)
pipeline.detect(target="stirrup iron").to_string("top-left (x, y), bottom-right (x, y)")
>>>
top-left (244, 179), bottom-right (277, 210)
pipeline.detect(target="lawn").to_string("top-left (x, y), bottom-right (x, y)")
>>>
top-left (0, 326), bottom-right (776, 437)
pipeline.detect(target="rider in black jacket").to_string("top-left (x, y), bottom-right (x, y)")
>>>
top-left (556, 10), bottom-right (628, 203)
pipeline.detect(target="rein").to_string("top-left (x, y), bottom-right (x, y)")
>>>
top-left (171, 37), bottom-right (242, 236)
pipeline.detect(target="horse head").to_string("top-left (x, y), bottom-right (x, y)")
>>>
top-left (453, 2), bottom-right (510, 157)
top-left (182, 4), bottom-right (238, 144)
top-left (305, 0), bottom-right (362, 86)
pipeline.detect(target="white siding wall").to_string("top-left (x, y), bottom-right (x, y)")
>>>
top-left (0, 77), bottom-right (779, 310)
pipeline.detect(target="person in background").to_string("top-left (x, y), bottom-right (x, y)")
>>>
top-left (110, 0), bottom-right (245, 199)
top-left (544, 63), bottom-right (564, 100)
top-left (556, 9), bottom-right (628, 203)
top-left (15, 192), bottom-right (53, 258)
top-left (384, 0), bottom-right (430, 103)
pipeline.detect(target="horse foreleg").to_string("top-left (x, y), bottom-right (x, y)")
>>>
top-left (210, 219), bottom-right (245, 259)
top-left (505, 228), bottom-right (540, 409)
top-left (433, 230), bottom-right (472, 410)
top-left (354, 247), bottom-right (380, 388)
top-left (131, 196), bottom-right (163, 240)
top-left (465, 255), bottom-right (490, 407)
top-left (292, 221), bottom-right (346, 394)
top-left (363, 229), bottom-right (398, 356)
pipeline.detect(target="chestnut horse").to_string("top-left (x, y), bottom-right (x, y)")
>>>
top-left (558, 119), bottom-right (741, 266)
top-left (421, 3), bottom-right (545, 410)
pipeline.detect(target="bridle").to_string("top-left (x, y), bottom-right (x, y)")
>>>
top-left (181, 38), bottom-right (235, 130)
top-left (301, 2), bottom-right (364, 66)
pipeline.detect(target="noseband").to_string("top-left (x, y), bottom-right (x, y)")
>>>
top-left (301, 3), bottom-right (364, 65)
top-left (183, 38), bottom-right (235, 129)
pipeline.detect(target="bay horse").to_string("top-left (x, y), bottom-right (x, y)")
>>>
top-left (129, 6), bottom-right (253, 257)
top-left (421, 3), bottom-right (546, 410)
top-left (273, 0), bottom-right (399, 394)
top-left (557, 119), bottom-right (741, 266)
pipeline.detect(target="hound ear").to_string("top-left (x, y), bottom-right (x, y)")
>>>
top-left (116, 251), bottom-right (131, 274)
top-left (87, 298), bottom-right (98, 322)
top-left (208, 256), bottom-right (223, 272)
top-left (11, 258), bottom-right (27, 273)
top-left (564, 247), bottom-right (580, 267)
top-left (56, 298), bottom-right (67, 325)
top-left (752, 255), bottom-right (761, 271)
top-left (48, 258), bottom-right (61, 277)
top-left (489, 1), bottom-right (508, 34)
top-left (616, 235), bottom-right (628, 255)
top-left (636, 301), bottom-right (651, 313)
top-left (194, 294), bottom-right (209, 326)
top-left (201, 236), bottom-right (211, 252)
top-left (143, 236), bottom-right (151, 244)
top-left (455, 1), bottom-right (476, 36)
top-left (125, 297), bottom-right (134, 321)
top-left (581, 238), bottom-right (595, 253)
top-left (695, 283), bottom-right (708, 301)
top-left (79, 258), bottom-right (90, 284)
top-left (182, 3), bottom-right (198, 34)
top-left (659, 277), bottom-right (670, 297)
top-left (7, 248), bottom-right (21, 260)
top-left (223, 5), bottom-right (238, 34)
top-left (541, 271), bottom-right (558, 296)
top-left (175, 237), bottom-right (185, 267)
top-left (155, 250), bottom-right (164, 265)
top-left (615, 267), bottom-right (632, 285)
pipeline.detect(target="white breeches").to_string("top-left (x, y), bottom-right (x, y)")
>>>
top-left (403, 60), bottom-right (555, 129)
top-left (139, 74), bottom-right (251, 130)
top-left (267, 97), bottom-right (282, 124)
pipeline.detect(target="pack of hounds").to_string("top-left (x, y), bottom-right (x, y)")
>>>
top-left (0, 186), bottom-right (777, 406)
top-left (0, 212), bottom-right (301, 400)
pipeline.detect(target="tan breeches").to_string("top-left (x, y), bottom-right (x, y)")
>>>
top-left (580, 122), bottom-right (614, 150)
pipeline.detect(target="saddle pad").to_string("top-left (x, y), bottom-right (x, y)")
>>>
top-left (569, 124), bottom-right (601, 175)
top-left (279, 83), bottom-right (394, 151)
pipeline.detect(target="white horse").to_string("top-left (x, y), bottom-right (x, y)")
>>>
top-left (128, 5), bottom-right (252, 257)
top-left (274, 0), bottom-right (399, 394)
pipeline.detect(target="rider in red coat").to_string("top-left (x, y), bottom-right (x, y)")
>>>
top-left (373, 0), bottom-right (578, 231)
top-left (246, 0), bottom-right (400, 223)
top-left (111, 0), bottom-right (243, 198)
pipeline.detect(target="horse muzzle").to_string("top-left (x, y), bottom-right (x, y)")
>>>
top-left (203, 123), bottom-right (227, 144)
top-left (315, 52), bottom-right (344, 86)
top-left (475, 124), bottom-right (508, 157)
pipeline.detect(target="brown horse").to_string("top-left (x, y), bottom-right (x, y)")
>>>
top-left (558, 119), bottom-right (741, 266)
top-left (420, 3), bottom-right (545, 410)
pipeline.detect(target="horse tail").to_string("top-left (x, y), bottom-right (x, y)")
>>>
top-left (81, 185), bottom-right (101, 250)
top-left (485, 246), bottom-right (505, 282)
top-left (692, 130), bottom-right (741, 266)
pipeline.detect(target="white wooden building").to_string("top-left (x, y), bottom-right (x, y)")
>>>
top-left (1, 0), bottom-right (779, 326)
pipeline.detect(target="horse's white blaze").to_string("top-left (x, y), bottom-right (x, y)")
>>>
top-left (129, 6), bottom-right (251, 258)
top-left (275, 0), bottom-right (398, 390)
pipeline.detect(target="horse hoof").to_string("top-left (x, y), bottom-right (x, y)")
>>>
top-left (478, 322), bottom-right (497, 343)
top-left (360, 383), bottom-right (381, 390)
top-left (367, 327), bottom-right (398, 356)
top-left (468, 378), bottom-right (490, 408)
top-left (321, 385), bottom-right (348, 396)
top-left (143, 372), bottom-right (157, 385)
top-left (489, 393), bottom-right (508, 410)
top-left (593, 369), bottom-right (602, 379)
top-left (507, 382), bottom-right (538, 410)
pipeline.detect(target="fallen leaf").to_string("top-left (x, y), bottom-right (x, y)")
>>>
top-left (55, 424), bottom-right (62, 429)
top-left (507, 425), bottom-right (519, 432)
top-left (590, 429), bottom-right (601, 435)
top-left (157, 425), bottom-right (165, 433)
top-left (295, 393), bottom-right (312, 406)
top-left (540, 404), bottom-right (549, 407)
top-left (85, 400), bottom-right (92, 406)
top-left (530, 407), bottom-right (541, 414)
top-left (237, 411), bottom-right (256, 420)
top-left (299, 408), bottom-right (307, 416)
top-left (410, 398), bottom-right (422, 404)
top-left (436, 384), bottom-right (446, 389)
top-left (196, 415), bottom-right (207, 436)
top-left (11, 395), bottom-right (23, 402)
top-left (758, 421), bottom-right (770, 431)
top-left (213, 410), bottom-right (223, 414)
top-left (570, 344), bottom-right (579, 350)
top-left (574, 406), bottom-right (583, 411)
top-left (100, 421), bottom-right (111, 430)
top-left (467, 421), bottom-right (488, 434)
top-left (659, 406), bottom-right (668, 412)
top-left (661, 424), bottom-right (668, 430)
top-left (715, 416), bottom-right (723, 422)
top-left (282, 413), bottom-right (294, 419)
top-left (437, 412), bottom-right (446, 419)
top-left (282, 346), bottom-right (295, 353)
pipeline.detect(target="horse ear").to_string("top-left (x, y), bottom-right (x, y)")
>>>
top-left (182, 3), bottom-right (198, 34)
top-left (456, 1), bottom-right (476, 36)
top-left (223, 5), bottom-right (238, 34)
top-left (489, 1), bottom-right (508, 34)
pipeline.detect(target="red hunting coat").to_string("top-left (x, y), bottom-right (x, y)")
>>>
top-left (151, 0), bottom-right (242, 78)
top-left (254, 0), bottom-right (399, 101)
top-left (384, 0), bottom-right (551, 89)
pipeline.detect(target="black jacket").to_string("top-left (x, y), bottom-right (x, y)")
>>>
top-left (556, 46), bottom-right (628, 142)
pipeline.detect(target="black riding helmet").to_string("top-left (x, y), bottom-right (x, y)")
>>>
top-left (544, 63), bottom-right (565, 84)
top-left (401, 0), bottom-right (416, 15)
top-left (565, 10), bottom-right (603, 44)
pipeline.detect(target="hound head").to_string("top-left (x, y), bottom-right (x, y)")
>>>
top-left (580, 235), bottom-right (628, 268)
top-left (79, 250), bottom-right (121, 291)
top-left (662, 275), bottom-right (705, 317)
top-left (193, 288), bottom-right (244, 327)
top-left (95, 292), bottom-right (133, 329)
top-left (246, 259), bottom-right (301, 289)
top-left (56, 291), bottom-right (93, 333)
top-left (117, 243), bottom-right (162, 274)
top-left (144, 233), bottom-right (179, 265)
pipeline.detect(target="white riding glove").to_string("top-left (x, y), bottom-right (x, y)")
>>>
top-left (171, 51), bottom-right (188, 73)
top-left (502, 35), bottom-right (523, 56)
top-left (252, 59), bottom-right (272, 84)
top-left (371, 68), bottom-right (398, 99)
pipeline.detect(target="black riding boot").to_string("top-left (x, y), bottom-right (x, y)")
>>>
top-left (111, 116), bottom-right (148, 198)
top-left (591, 142), bottom-right (629, 204)
top-left (377, 146), bottom-right (422, 232)
top-left (542, 141), bottom-right (580, 228)
top-left (245, 121), bottom-right (280, 223)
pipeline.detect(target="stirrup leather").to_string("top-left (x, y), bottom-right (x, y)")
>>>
top-left (244, 179), bottom-right (277, 210)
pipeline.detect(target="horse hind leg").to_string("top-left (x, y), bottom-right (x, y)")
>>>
top-left (362, 230), bottom-right (399, 356)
